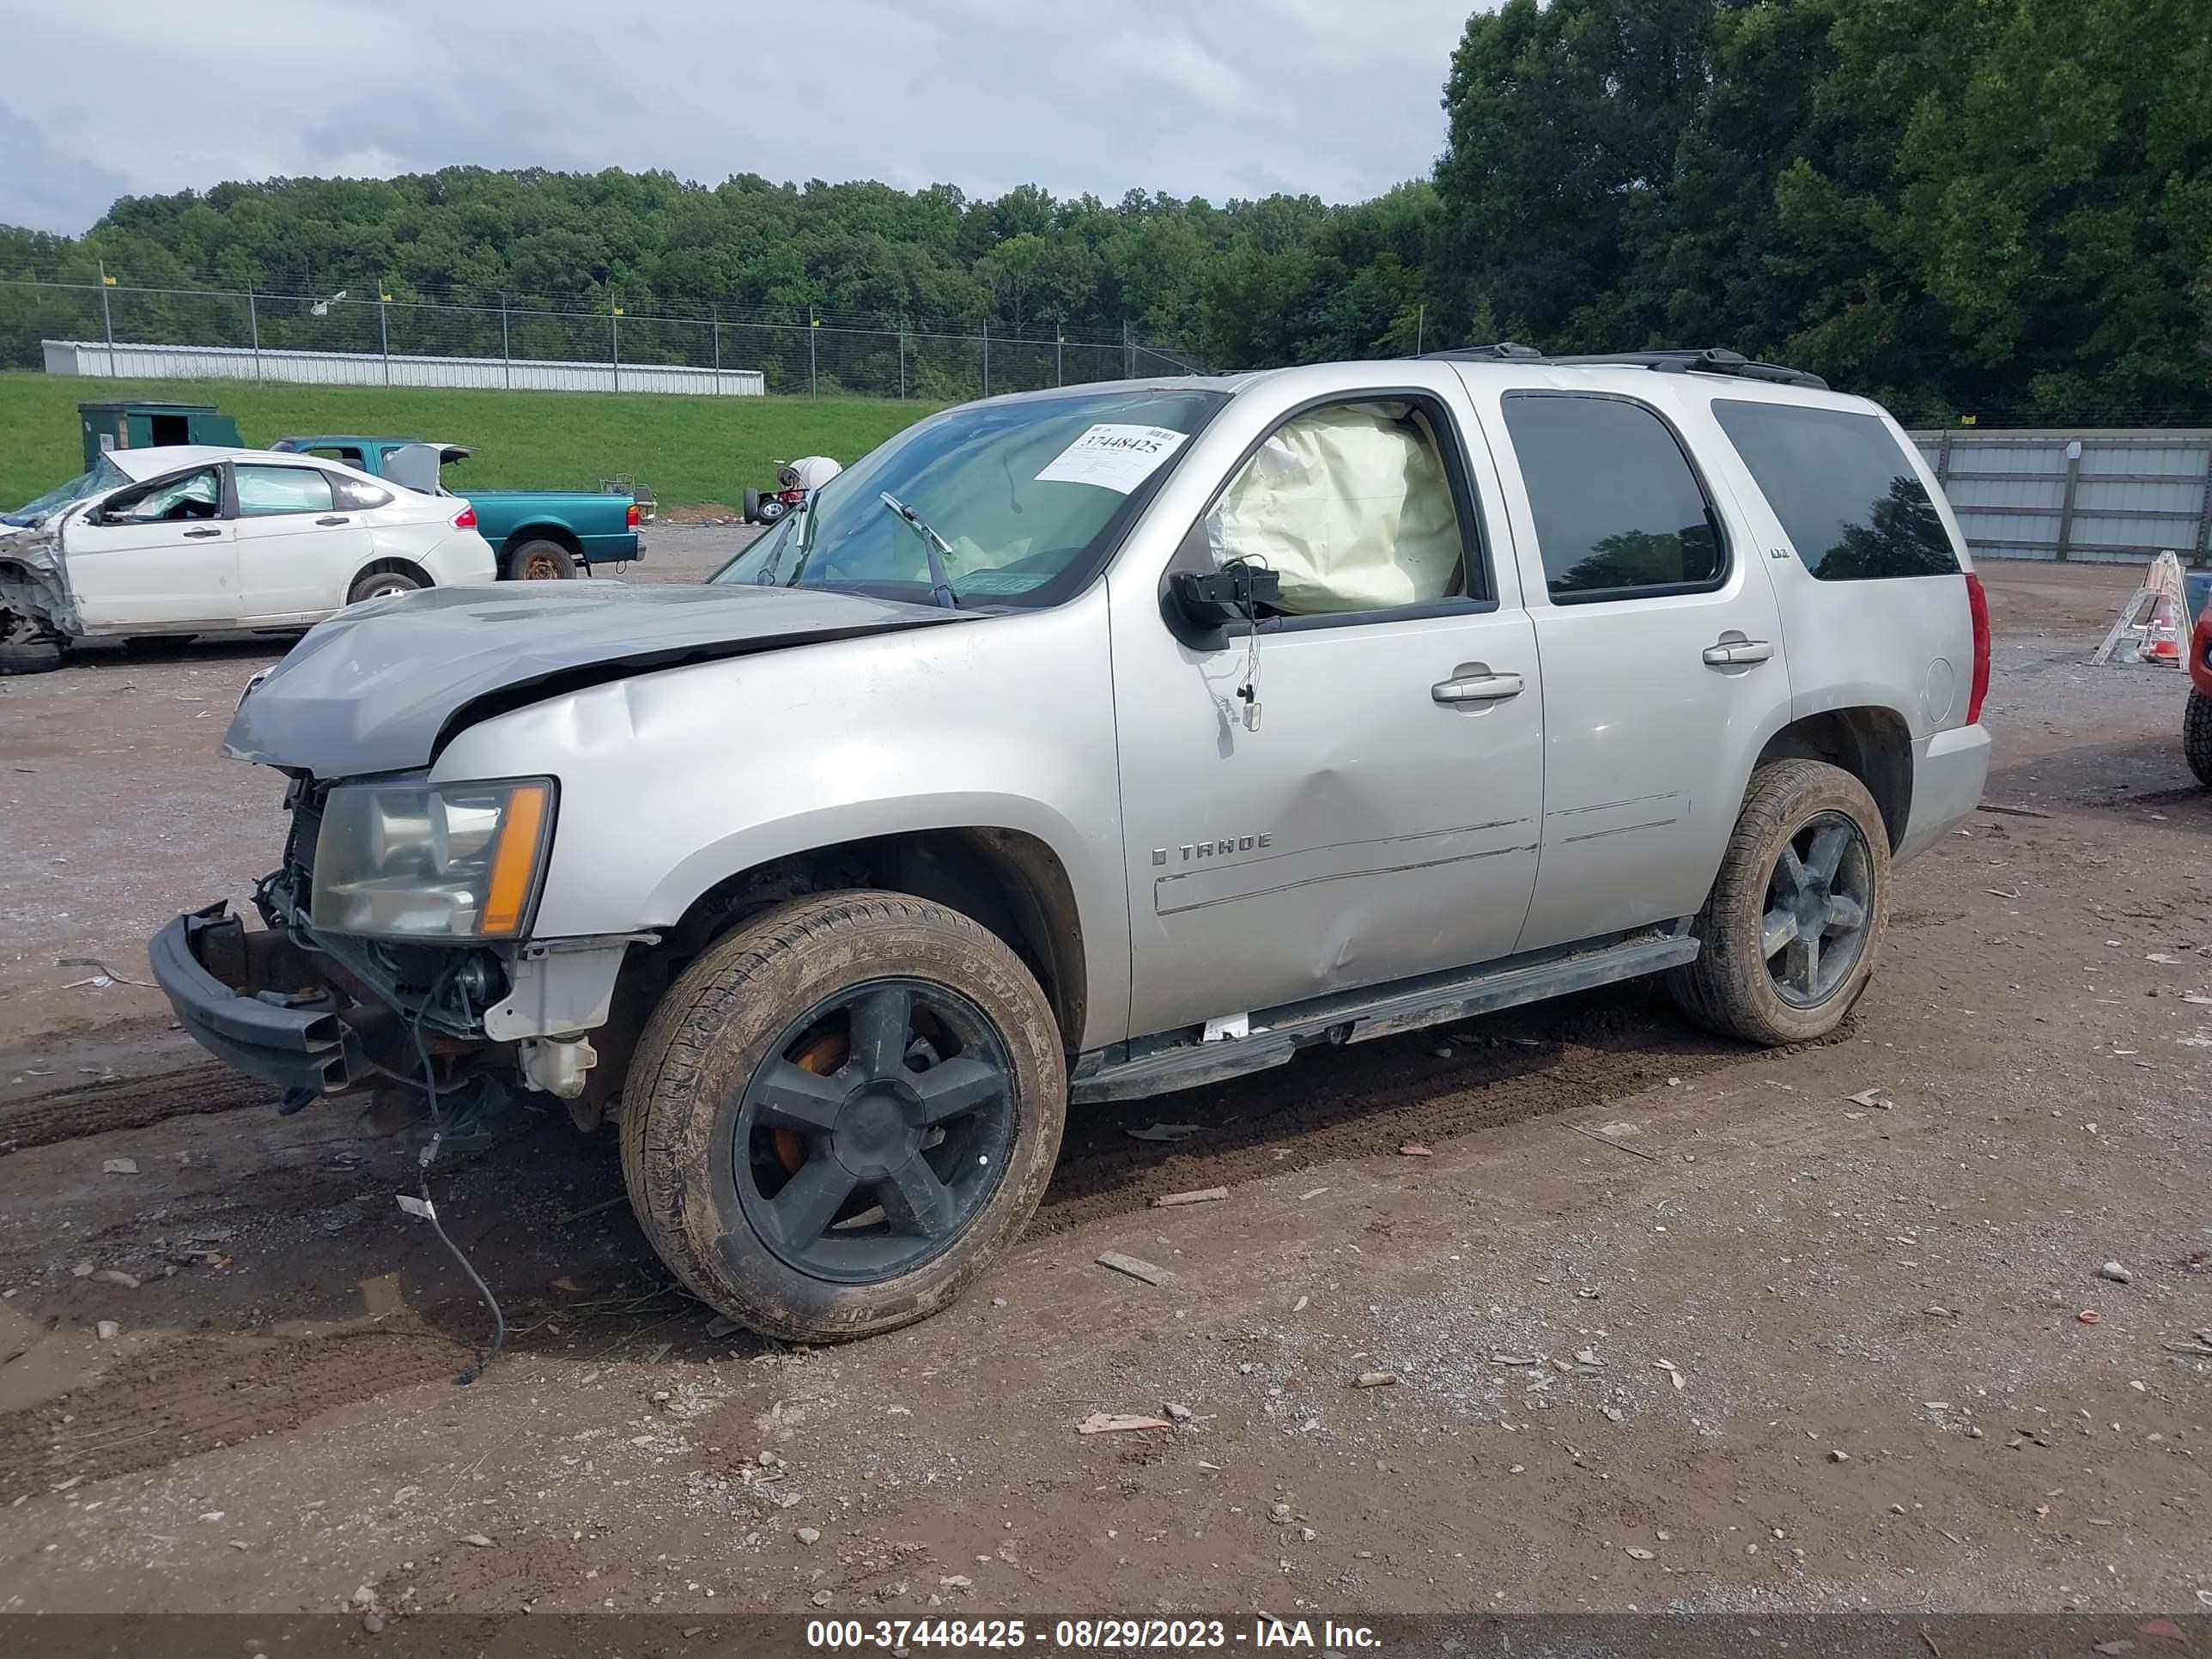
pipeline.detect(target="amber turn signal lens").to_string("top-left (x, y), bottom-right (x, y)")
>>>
top-left (478, 782), bottom-right (550, 936)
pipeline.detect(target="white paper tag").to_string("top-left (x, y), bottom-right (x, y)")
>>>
top-left (1035, 424), bottom-right (1189, 493)
top-left (396, 1193), bottom-right (436, 1220)
top-left (1201, 1012), bottom-right (1250, 1043)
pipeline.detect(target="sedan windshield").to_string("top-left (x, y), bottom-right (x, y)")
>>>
top-left (713, 385), bottom-right (1226, 608)
top-left (4, 457), bottom-right (130, 528)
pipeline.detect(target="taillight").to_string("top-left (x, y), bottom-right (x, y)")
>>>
top-left (452, 503), bottom-right (477, 531)
top-left (1965, 572), bottom-right (1991, 725)
top-left (625, 502), bottom-right (640, 530)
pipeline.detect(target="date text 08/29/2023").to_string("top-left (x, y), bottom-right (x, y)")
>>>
top-left (804, 1618), bottom-right (1382, 1650)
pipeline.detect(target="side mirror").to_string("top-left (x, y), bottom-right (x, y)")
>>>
top-left (1169, 562), bottom-right (1279, 628)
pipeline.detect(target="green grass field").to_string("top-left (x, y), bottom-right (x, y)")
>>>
top-left (0, 373), bottom-right (938, 514)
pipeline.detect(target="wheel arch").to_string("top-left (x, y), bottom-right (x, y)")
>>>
top-left (348, 555), bottom-right (434, 597)
top-left (1750, 705), bottom-right (1914, 851)
top-left (645, 826), bottom-right (1089, 1054)
top-left (501, 522), bottom-right (584, 560)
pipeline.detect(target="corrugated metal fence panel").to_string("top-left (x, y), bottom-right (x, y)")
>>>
top-left (1910, 428), bottom-right (2212, 565)
top-left (43, 339), bottom-right (766, 396)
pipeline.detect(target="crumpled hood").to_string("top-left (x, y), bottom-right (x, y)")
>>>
top-left (223, 580), bottom-right (961, 776)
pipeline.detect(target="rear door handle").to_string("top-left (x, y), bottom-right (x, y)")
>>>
top-left (316, 515), bottom-right (350, 526)
top-left (1702, 639), bottom-right (1774, 666)
top-left (183, 526), bottom-right (222, 539)
top-left (1432, 671), bottom-right (1526, 704)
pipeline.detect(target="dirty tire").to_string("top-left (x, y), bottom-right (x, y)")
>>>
top-left (742, 487), bottom-right (762, 525)
top-left (619, 890), bottom-right (1066, 1342)
top-left (505, 539), bottom-right (574, 580)
top-left (346, 568), bottom-right (422, 605)
top-left (2187, 689), bottom-right (2212, 788)
top-left (0, 633), bottom-right (63, 675)
top-left (1668, 759), bottom-right (1891, 1047)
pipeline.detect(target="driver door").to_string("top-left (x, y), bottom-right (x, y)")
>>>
top-left (1109, 377), bottom-right (1547, 1038)
top-left (63, 464), bottom-right (240, 632)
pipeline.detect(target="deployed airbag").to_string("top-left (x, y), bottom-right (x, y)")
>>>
top-left (1207, 404), bottom-right (1461, 614)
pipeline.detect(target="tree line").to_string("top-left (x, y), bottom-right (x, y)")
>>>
top-left (3, 0), bottom-right (2205, 424)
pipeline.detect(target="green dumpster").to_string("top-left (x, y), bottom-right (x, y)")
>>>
top-left (78, 400), bottom-right (243, 468)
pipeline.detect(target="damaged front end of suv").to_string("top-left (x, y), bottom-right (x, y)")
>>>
top-left (153, 769), bottom-right (613, 1139)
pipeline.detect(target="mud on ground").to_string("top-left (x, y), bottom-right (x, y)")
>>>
top-left (0, 558), bottom-right (2206, 1620)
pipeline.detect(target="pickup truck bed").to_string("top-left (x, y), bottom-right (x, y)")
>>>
top-left (269, 435), bottom-right (641, 577)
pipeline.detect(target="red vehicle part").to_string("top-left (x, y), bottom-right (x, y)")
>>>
top-left (2191, 597), bottom-right (2212, 698)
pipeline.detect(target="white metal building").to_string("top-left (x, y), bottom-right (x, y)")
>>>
top-left (42, 339), bottom-right (765, 397)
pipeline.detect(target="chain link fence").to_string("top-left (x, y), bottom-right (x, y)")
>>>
top-left (1, 278), bottom-right (1202, 400)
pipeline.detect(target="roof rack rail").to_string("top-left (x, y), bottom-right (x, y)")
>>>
top-left (1424, 343), bottom-right (1827, 390)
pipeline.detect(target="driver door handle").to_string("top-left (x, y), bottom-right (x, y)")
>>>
top-left (1702, 638), bottom-right (1775, 666)
top-left (1432, 671), bottom-right (1526, 704)
top-left (316, 515), bottom-right (350, 526)
top-left (183, 526), bottom-right (222, 539)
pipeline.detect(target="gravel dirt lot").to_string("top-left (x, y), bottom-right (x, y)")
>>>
top-left (0, 548), bottom-right (2206, 1622)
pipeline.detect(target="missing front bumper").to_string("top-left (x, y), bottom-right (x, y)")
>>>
top-left (149, 903), bottom-right (364, 1097)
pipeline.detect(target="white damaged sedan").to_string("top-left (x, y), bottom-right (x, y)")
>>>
top-left (0, 445), bottom-right (496, 673)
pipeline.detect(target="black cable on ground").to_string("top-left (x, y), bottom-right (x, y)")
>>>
top-left (406, 967), bottom-right (507, 1386)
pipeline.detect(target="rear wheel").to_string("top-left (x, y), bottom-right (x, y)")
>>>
top-left (619, 891), bottom-right (1066, 1342)
top-left (347, 568), bottom-right (422, 605)
top-left (2186, 688), bottom-right (2212, 788)
top-left (1668, 759), bottom-right (1891, 1046)
top-left (505, 539), bottom-right (575, 580)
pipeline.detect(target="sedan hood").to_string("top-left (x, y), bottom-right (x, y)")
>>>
top-left (224, 580), bottom-right (963, 776)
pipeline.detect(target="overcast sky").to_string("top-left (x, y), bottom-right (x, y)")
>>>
top-left (0, 0), bottom-right (1484, 235)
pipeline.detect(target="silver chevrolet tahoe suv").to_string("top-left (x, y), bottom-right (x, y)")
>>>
top-left (151, 347), bottom-right (1992, 1341)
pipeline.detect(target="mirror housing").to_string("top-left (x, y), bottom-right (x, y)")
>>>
top-left (1169, 562), bottom-right (1279, 628)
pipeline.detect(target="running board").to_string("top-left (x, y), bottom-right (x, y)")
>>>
top-left (1070, 926), bottom-right (1699, 1106)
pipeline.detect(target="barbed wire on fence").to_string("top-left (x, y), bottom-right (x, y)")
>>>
top-left (0, 276), bottom-right (1208, 402)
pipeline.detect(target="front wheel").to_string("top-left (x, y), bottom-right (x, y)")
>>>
top-left (1668, 759), bottom-right (1891, 1046)
top-left (0, 616), bottom-right (64, 675)
top-left (619, 891), bottom-right (1066, 1342)
top-left (2186, 688), bottom-right (2212, 788)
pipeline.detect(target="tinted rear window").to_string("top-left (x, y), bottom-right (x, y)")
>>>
top-left (1713, 401), bottom-right (1960, 580)
top-left (1501, 392), bottom-right (1724, 600)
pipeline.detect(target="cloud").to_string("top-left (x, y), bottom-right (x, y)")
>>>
top-left (0, 100), bottom-right (132, 234)
top-left (0, 0), bottom-right (1488, 234)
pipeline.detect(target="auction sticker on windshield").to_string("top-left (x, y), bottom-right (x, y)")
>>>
top-left (1035, 423), bottom-right (1190, 492)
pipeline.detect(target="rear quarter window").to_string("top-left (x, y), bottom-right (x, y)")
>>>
top-left (1712, 400), bottom-right (1960, 580)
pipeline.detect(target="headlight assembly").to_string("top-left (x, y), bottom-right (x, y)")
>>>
top-left (311, 778), bottom-right (555, 940)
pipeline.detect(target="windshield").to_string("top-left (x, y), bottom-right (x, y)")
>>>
top-left (5, 457), bottom-right (130, 527)
top-left (711, 386), bottom-right (1226, 607)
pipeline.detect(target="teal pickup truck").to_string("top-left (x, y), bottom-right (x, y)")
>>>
top-left (269, 435), bottom-right (641, 580)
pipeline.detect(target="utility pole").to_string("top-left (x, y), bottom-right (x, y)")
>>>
top-left (712, 318), bottom-right (721, 395)
top-left (1415, 303), bottom-right (1425, 356)
top-left (611, 300), bottom-right (623, 394)
top-left (808, 307), bottom-right (818, 399)
top-left (248, 287), bottom-right (261, 380)
top-left (380, 292), bottom-right (392, 386)
top-left (981, 319), bottom-right (989, 398)
top-left (1056, 331), bottom-right (1064, 387)
top-left (97, 260), bottom-right (114, 362)
top-left (897, 325), bottom-right (906, 400)
top-left (501, 293), bottom-right (511, 389)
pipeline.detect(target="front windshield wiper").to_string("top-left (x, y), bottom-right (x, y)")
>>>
top-left (878, 492), bottom-right (961, 611)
